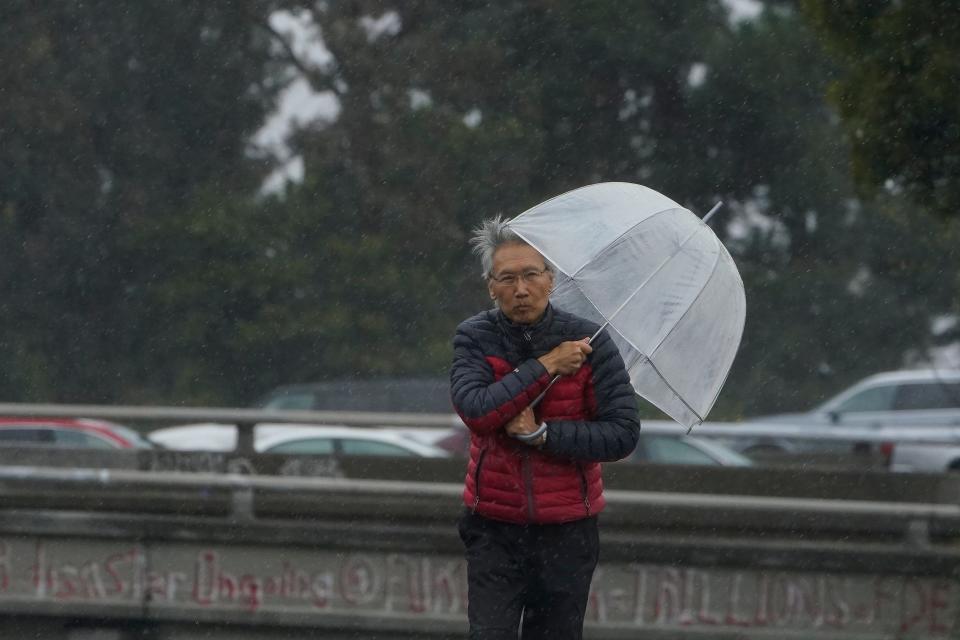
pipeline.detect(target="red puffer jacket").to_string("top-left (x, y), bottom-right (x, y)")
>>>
top-left (450, 305), bottom-right (640, 524)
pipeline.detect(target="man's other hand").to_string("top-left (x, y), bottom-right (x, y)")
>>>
top-left (505, 407), bottom-right (538, 437)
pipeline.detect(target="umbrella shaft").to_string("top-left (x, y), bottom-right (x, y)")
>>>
top-left (530, 374), bottom-right (561, 408)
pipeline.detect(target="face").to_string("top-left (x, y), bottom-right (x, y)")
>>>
top-left (487, 242), bottom-right (554, 324)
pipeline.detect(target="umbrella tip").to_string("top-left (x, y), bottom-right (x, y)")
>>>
top-left (701, 201), bottom-right (723, 225)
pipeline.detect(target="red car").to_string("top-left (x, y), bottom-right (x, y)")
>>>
top-left (0, 418), bottom-right (153, 449)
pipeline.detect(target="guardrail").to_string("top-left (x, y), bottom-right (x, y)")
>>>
top-left (3, 402), bottom-right (960, 449)
top-left (0, 402), bottom-right (463, 454)
top-left (1, 465), bottom-right (957, 542)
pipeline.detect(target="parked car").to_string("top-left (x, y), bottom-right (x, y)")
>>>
top-left (730, 369), bottom-right (960, 457)
top-left (148, 423), bottom-right (450, 457)
top-left (430, 422), bottom-right (751, 466)
top-left (258, 427), bottom-right (450, 457)
top-left (254, 377), bottom-right (452, 413)
top-left (0, 418), bottom-right (153, 449)
top-left (751, 369), bottom-right (960, 428)
top-left (623, 433), bottom-right (753, 466)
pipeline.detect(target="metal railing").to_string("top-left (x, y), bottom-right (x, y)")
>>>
top-left (0, 402), bottom-right (463, 454)
top-left (2, 402), bottom-right (960, 454)
top-left (1, 464), bottom-right (956, 543)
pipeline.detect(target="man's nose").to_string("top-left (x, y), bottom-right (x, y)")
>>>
top-left (514, 281), bottom-right (530, 296)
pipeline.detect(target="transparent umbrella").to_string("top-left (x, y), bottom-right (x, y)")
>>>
top-left (507, 182), bottom-right (746, 429)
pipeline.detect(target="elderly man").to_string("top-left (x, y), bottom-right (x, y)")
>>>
top-left (450, 216), bottom-right (640, 639)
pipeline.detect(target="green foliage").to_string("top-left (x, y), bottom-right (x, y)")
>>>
top-left (0, 0), bottom-right (955, 416)
top-left (800, 0), bottom-right (960, 217)
top-left (0, 0), bottom-right (284, 402)
top-left (287, 1), bottom-right (958, 416)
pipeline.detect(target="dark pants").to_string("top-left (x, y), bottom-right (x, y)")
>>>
top-left (458, 511), bottom-right (599, 640)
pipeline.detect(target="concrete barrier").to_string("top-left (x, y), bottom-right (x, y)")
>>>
top-left (2, 402), bottom-right (960, 637)
top-left (1, 445), bottom-right (959, 501)
top-left (1, 464), bottom-right (960, 639)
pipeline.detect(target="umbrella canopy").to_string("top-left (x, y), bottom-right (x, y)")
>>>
top-left (506, 182), bottom-right (746, 429)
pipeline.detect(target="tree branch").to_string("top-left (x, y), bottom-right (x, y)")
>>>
top-left (252, 13), bottom-right (343, 97)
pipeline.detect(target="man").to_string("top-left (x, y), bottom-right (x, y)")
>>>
top-left (450, 216), bottom-right (640, 639)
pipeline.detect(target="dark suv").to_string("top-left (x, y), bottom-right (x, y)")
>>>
top-left (255, 377), bottom-right (453, 413)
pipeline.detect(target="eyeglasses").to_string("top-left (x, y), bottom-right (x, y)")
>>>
top-left (489, 267), bottom-right (550, 287)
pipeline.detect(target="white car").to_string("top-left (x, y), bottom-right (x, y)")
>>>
top-left (890, 439), bottom-right (960, 473)
top-left (148, 423), bottom-right (450, 458)
top-left (752, 369), bottom-right (960, 429)
top-left (728, 369), bottom-right (960, 457)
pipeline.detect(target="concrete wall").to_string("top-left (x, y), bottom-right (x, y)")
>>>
top-left (1, 461), bottom-right (960, 639)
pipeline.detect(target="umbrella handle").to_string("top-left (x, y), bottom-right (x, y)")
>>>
top-left (508, 374), bottom-right (560, 441)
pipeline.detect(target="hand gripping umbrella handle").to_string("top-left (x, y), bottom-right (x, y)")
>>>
top-left (528, 324), bottom-right (604, 409)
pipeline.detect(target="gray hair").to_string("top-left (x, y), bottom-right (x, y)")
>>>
top-left (469, 215), bottom-right (528, 279)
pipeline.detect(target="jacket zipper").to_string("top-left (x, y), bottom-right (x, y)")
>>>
top-left (520, 327), bottom-right (535, 522)
top-left (577, 463), bottom-right (591, 516)
top-left (471, 449), bottom-right (487, 513)
top-left (523, 450), bottom-right (536, 522)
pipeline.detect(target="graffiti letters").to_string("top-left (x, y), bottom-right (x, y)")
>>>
top-left (0, 537), bottom-right (953, 636)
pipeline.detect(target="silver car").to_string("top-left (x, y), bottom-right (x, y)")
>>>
top-left (148, 423), bottom-right (450, 457)
top-left (738, 370), bottom-right (960, 469)
top-left (753, 369), bottom-right (960, 430)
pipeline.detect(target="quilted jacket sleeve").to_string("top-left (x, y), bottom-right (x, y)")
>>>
top-left (450, 320), bottom-right (552, 435)
top-left (543, 328), bottom-right (640, 462)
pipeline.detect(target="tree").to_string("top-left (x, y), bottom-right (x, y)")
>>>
top-left (275, 0), bottom-right (959, 416)
top-left (800, 0), bottom-right (960, 217)
top-left (1, 0), bottom-right (954, 413)
top-left (271, 0), bottom-right (741, 391)
top-left (0, 1), bottom-right (285, 402)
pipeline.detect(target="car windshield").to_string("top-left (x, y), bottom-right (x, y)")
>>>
top-left (686, 438), bottom-right (754, 466)
top-left (341, 439), bottom-right (416, 456)
top-left (643, 436), bottom-right (718, 465)
top-left (266, 438), bottom-right (336, 455)
top-left (824, 384), bottom-right (898, 413)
